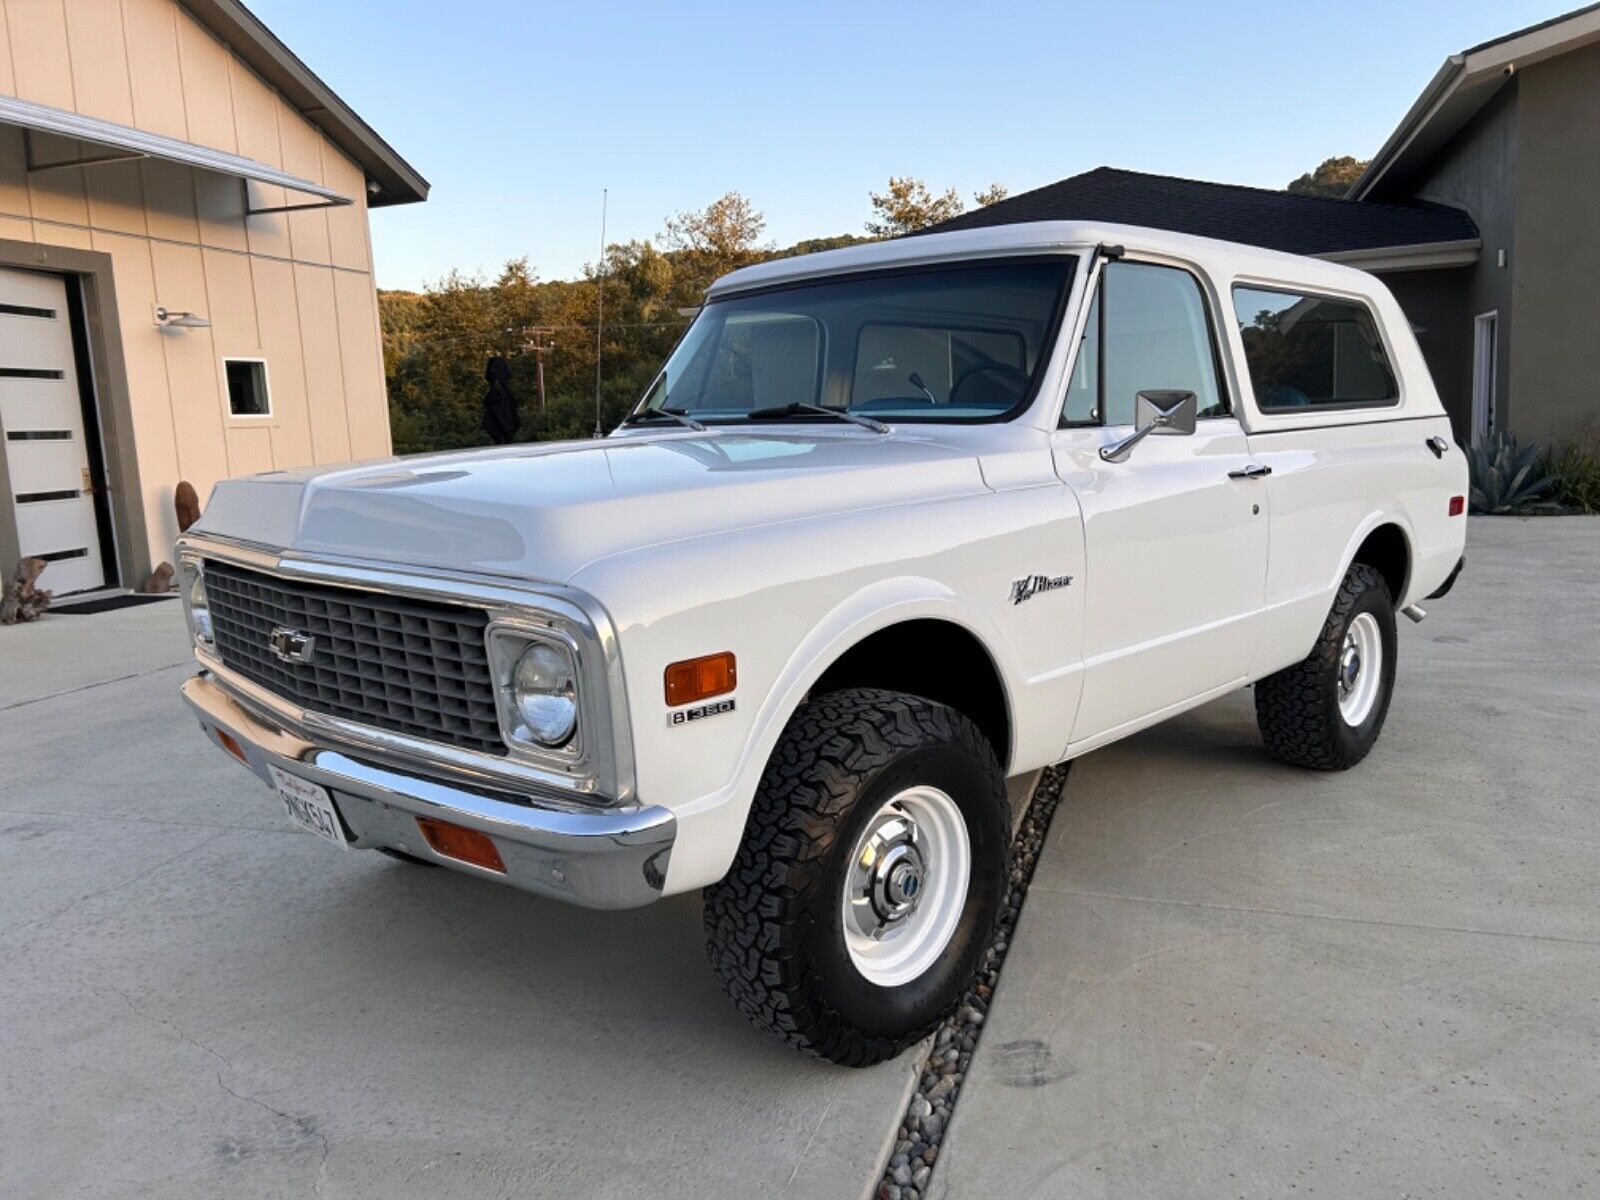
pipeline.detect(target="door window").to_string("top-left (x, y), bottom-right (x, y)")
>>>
top-left (1061, 261), bottom-right (1228, 426)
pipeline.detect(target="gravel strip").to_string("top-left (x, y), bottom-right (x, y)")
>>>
top-left (874, 763), bottom-right (1070, 1200)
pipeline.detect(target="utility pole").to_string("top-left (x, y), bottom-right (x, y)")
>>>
top-left (594, 188), bottom-right (607, 439)
top-left (518, 328), bottom-right (551, 411)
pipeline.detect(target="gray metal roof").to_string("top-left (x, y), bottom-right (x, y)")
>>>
top-left (184, 0), bottom-right (428, 207)
top-left (1352, 3), bottom-right (1600, 200)
top-left (0, 92), bottom-right (350, 209)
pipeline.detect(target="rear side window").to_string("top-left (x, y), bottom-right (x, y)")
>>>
top-left (1232, 286), bottom-right (1398, 410)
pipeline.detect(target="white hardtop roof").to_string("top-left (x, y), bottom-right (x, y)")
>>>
top-left (706, 221), bottom-right (1382, 300)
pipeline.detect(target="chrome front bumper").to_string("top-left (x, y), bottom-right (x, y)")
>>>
top-left (182, 671), bottom-right (675, 909)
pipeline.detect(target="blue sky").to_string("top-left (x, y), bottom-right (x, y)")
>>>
top-left (248, 0), bottom-right (1572, 291)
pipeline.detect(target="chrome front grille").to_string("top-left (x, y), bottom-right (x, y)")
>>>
top-left (203, 559), bottom-right (506, 756)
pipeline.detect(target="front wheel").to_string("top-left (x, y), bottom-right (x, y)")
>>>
top-left (703, 688), bottom-right (1010, 1066)
top-left (1255, 562), bottom-right (1397, 770)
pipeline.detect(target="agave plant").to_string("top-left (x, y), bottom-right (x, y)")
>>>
top-left (1467, 432), bottom-right (1562, 514)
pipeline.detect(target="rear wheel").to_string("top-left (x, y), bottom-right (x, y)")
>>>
top-left (1255, 563), bottom-right (1397, 770)
top-left (703, 688), bottom-right (1010, 1066)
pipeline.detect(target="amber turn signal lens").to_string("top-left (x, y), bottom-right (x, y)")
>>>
top-left (415, 817), bottom-right (506, 873)
top-left (215, 728), bottom-right (249, 765)
top-left (1449, 495), bottom-right (1465, 517)
top-left (664, 651), bottom-right (736, 706)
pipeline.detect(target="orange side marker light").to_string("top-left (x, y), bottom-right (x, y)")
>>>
top-left (215, 728), bottom-right (249, 765)
top-left (664, 652), bottom-right (736, 707)
top-left (415, 816), bottom-right (506, 873)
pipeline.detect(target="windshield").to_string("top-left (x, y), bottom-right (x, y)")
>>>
top-left (636, 258), bottom-right (1074, 424)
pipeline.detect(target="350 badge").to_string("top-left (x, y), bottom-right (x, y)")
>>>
top-left (668, 697), bottom-right (736, 727)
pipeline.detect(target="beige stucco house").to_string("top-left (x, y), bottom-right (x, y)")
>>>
top-left (0, 0), bottom-right (426, 598)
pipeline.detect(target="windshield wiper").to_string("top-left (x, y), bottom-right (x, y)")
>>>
top-left (745, 402), bottom-right (889, 434)
top-left (621, 407), bottom-right (706, 432)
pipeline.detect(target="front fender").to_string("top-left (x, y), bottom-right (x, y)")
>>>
top-left (569, 483), bottom-right (1085, 896)
top-left (657, 578), bottom-right (1019, 895)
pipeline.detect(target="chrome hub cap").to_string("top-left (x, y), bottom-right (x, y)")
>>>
top-left (1340, 643), bottom-right (1362, 691)
top-left (1338, 611), bottom-right (1383, 726)
top-left (842, 786), bottom-right (971, 987)
top-left (883, 853), bottom-right (924, 910)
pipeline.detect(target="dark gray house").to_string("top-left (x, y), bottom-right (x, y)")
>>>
top-left (931, 4), bottom-right (1600, 450)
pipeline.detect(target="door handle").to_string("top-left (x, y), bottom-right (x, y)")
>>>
top-left (1426, 436), bottom-right (1449, 459)
top-left (1228, 464), bottom-right (1272, 480)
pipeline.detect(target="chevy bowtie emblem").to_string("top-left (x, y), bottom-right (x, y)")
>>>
top-left (1010, 573), bottom-right (1073, 605)
top-left (268, 627), bottom-right (317, 664)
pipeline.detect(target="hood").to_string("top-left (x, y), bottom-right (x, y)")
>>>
top-left (193, 429), bottom-right (990, 584)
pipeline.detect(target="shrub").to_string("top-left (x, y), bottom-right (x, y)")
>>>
top-left (1467, 432), bottom-right (1561, 514)
top-left (1548, 422), bottom-right (1600, 514)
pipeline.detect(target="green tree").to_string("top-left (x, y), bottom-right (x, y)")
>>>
top-left (1286, 156), bottom-right (1370, 198)
top-left (866, 176), bottom-right (965, 237)
top-left (781, 233), bottom-right (873, 257)
top-left (661, 191), bottom-right (769, 292)
top-left (383, 258), bottom-right (574, 452)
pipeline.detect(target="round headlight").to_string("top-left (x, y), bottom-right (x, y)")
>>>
top-left (188, 569), bottom-right (213, 645)
top-left (512, 642), bottom-right (577, 747)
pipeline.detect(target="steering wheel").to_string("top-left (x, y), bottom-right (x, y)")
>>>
top-left (948, 362), bottom-right (1030, 407)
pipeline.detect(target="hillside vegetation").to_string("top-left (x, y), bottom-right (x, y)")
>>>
top-left (379, 181), bottom-right (1003, 453)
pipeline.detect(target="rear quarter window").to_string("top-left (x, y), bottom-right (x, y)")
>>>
top-left (1232, 286), bottom-right (1398, 411)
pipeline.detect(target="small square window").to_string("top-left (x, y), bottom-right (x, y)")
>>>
top-left (224, 359), bottom-right (270, 417)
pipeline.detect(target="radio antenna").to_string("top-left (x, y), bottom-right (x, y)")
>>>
top-left (594, 188), bottom-right (608, 438)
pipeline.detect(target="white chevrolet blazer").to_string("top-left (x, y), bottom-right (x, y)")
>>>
top-left (179, 221), bottom-right (1468, 1063)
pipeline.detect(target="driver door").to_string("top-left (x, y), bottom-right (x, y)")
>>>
top-left (1052, 259), bottom-right (1270, 749)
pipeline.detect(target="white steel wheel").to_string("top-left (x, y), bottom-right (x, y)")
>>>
top-left (1338, 611), bottom-right (1384, 726)
top-left (841, 785), bottom-right (972, 988)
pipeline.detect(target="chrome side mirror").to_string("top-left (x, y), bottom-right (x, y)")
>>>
top-left (1099, 390), bottom-right (1198, 463)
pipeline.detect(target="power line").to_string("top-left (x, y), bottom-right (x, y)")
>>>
top-left (383, 317), bottom-right (690, 352)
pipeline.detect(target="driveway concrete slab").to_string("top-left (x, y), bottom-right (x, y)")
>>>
top-left (0, 605), bottom-right (917, 1199)
top-left (0, 596), bottom-right (189, 707)
top-left (932, 517), bottom-right (1600, 1198)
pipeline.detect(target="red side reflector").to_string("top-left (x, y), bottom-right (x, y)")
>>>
top-left (1449, 495), bottom-right (1465, 517)
top-left (665, 651), bottom-right (737, 706)
top-left (415, 817), bottom-right (506, 873)
top-left (215, 728), bottom-right (249, 765)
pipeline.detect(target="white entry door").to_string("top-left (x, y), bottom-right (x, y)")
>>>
top-left (0, 268), bottom-right (106, 594)
top-left (1471, 312), bottom-right (1497, 449)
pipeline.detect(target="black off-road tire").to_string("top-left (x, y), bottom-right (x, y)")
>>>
top-left (1255, 563), bottom-right (1397, 770)
top-left (703, 688), bottom-right (1010, 1066)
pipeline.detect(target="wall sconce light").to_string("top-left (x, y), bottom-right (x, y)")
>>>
top-left (154, 305), bottom-right (212, 330)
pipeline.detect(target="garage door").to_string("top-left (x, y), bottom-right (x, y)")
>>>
top-left (0, 267), bottom-right (105, 595)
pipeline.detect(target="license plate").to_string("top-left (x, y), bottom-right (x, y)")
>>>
top-left (268, 765), bottom-right (349, 850)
